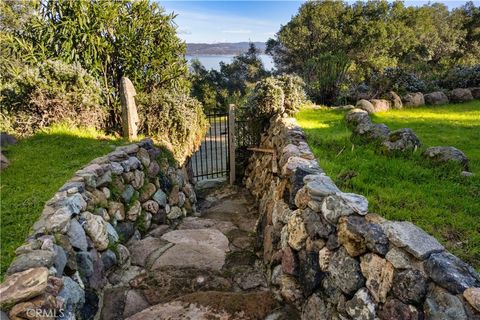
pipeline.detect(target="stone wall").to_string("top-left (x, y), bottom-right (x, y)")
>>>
top-left (352, 87), bottom-right (480, 113)
top-left (0, 139), bottom-right (198, 319)
top-left (244, 115), bottom-right (480, 319)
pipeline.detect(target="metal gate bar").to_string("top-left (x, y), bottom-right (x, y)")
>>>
top-left (191, 111), bottom-right (229, 181)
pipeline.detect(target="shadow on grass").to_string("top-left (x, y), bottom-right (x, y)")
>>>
top-left (0, 130), bottom-right (123, 278)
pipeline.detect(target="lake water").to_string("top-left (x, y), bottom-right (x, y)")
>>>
top-left (186, 54), bottom-right (274, 71)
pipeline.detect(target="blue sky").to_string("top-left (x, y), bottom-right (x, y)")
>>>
top-left (159, 1), bottom-right (479, 43)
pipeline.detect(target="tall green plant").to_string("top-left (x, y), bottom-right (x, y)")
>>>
top-left (9, 0), bottom-right (188, 128)
top-left (304, 53), bottom-right (350, 105)
top-left (190, 43), bottom-right (269, 113)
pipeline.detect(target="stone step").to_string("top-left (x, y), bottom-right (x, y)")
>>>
top-left (125, 290), bottom-right (279, 320)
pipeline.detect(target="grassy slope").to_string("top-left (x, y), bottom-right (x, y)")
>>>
top-left (296, 101), bottom-right (480, 267)
top-left (0, 125), bottom-right (123, 277)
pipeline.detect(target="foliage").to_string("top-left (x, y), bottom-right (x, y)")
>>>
top-left (239, 74), bottom-right (305, 142)
top-left (246, 77), bottom-right (285, 119)
top-left (369, 67), bottom-right (428, 96)
top-left (0, 124), bottom-right (123, 279)
top-left (137, 89), bottom-right (207, 163)
top-left (219, 43), bottom-right (270, 96)
top-left (303, 52), bottom-right (351, 104)
top-left (190, 43), bottom-right (270, 113)
top-left (267, 0), bottom-right (480, 103)
top-left (438, 65), bottom-right (480, 90)
top-left (190, 60), bottom-right (230, 113)
top-left (4, 0), bottom-right (189, 131)
top-left (0, 59), bottom-right (106, 135)
top-left (274, 74), bottom-right (306, 114)
top-left (296, 101), bottom-right (480, 268)
top-left (456, 2), bottom-right (480, 65)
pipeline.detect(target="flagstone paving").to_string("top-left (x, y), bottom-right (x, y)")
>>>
top-left (100, 185), bottom-right (299, 319)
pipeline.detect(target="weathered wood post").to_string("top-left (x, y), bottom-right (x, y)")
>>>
top-left (119, 77), bottom-right (139, 141)
top-left (228, 104), bottom-right (236, 185)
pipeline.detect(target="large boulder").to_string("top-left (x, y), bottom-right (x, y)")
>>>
top-left (402, 92), bottom-right (424, 107)
top-left (369, 99), bottom-right (391, 112)
top-left (450, 88), bottom-right (473, 103)
top-left (345, 109), bottom-right (371, 129)
top-left (353, 122), bottom-right (390, 143)
top-left (381, 128), bottom-right (421, 153)
top-left (356, 99), bottom-right (375, 113)
top-left (423, 146), bottom-right (469, 170)
top-left (424, 91), bottom-right (449, 105)
top-left (386, 91), bottom-right (403, 109)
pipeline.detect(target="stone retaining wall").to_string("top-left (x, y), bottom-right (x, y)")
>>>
top-left (0, 139), bottom-right (198, 319)
top-left (244, 115), bottom-right (480, 319)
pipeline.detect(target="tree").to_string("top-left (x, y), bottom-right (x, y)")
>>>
top-left (0, 0), bottom-right (37, 61)
top-left (9, 0), bottom-right (188, 126)
top-left (1, 0), bottom-right (207, 155)
top-left (454, 2), bottom-right (480, 65)
top-left (266, 0), bottom-right (475, 103)
top-left (190, 59), bottom-right (219, 112)
top-left (404, 3), bottom-right (466, 73)
top-left (220, 43), bottom-right (269, 95)
top-left (190, 43), bottom-right (270, 112)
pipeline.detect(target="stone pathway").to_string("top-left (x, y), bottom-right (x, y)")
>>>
top-left (99, 184), bottom-right (298, 319)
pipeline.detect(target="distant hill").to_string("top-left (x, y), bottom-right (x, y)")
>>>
top-left (187, 42), bottom-right (267, 55)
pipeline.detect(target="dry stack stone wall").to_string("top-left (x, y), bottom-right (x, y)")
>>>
top-left (0, 139), bottom-right (198, 319)
top-left (244, 115), bottom-right (480, 320)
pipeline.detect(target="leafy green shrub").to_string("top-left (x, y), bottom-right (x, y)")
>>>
top-left (439, 65), bottom-right (480, 89)
top-left (0, 59), bottom-right (106, 135)
top-left (246, 77), bottom-right (285, 119)
top-left (304, 52), bottom-right (351, 105)
top-left (137, 89), bottom-right (207, 163)
top-left (369, 67), bottom-right (427, 95)
top-left (276, 74), bottom-right (306, 114)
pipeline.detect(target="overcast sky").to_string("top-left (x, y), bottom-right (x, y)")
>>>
top-left (159, 1), bottom-right (480, 43)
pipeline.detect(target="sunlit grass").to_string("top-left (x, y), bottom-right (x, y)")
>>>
top-left (296, 101), bottom-right (480, 268)
top-left (0, 125), bottom-right (124, 278)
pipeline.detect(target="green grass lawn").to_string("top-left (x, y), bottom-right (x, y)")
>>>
top-left (0, 125), bottom-right (124, 278)
top-left (296, 101), bottom-right (480, 268)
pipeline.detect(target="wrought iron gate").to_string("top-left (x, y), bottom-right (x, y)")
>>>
top-left (190, 104), bottom-right (262, 183)
top-left (191, 111), bottom-right (230, 181)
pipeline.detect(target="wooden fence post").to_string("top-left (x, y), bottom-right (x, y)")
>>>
top-left (228, 104), bottom-right (236, 185)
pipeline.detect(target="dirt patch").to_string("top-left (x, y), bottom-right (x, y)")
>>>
top-left (224, 251), bottom-right (258, 269)
top-left (130, 267), bottom-right (232, 305)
